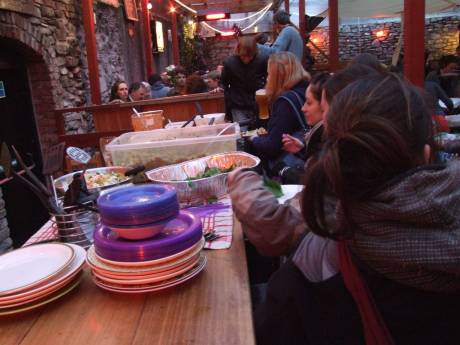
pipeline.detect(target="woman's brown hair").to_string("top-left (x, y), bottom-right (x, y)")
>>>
top-left (302, 74), bottom-right (434, 239)
top-left (265, 51), bottom-right (310, 104)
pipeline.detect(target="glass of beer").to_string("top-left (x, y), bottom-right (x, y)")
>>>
top-left (256, 89), bottom-right (269, 120)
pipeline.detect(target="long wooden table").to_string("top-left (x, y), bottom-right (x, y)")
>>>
top-left (0, 220), bottom-right (255, 345)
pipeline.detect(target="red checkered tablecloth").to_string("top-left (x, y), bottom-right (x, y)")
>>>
top-left (24, 196), bottom-right (234, 250)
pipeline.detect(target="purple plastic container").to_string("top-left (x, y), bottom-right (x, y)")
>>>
top-left (94, 210), bottom-right (203, 262)
top-left (97, 184), bottom-right (179, 226)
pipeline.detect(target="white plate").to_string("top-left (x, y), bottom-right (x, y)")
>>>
top-left (93, 255), bottom-right (207, 294)
top-left (0, 244), bottom-right (86, 305)
top-left (0, 243), bottom-right (75, 296)
top-left (94, 237), bottom-right (205, 267)
top-left (277, 185), bottom-right (304, 205)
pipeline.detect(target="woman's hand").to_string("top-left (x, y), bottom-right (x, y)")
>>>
top-left (282, 134), bottom-right (304, 153)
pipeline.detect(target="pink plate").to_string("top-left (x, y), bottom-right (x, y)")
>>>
top-left (93, 255), bottom-right (207, 293)
top-left (90, 254), bottom-right (200, 280)
top-left (94, 237), bottom-right (204, 267)
top-left (93, 254), bottom-right (200, 285)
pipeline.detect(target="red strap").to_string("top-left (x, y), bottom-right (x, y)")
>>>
top-left (338, 242), bottom-right (395, 345)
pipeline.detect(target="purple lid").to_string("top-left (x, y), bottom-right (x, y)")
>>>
top-left (97, 184), bottom-right (179, 226)
top-left (94, 210), bottom-right (203, 262)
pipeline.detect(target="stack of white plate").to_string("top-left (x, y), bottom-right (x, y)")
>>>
top-left (86, 238), bottom-right (206, 294)
top-left (0, 243), bottom-right (86, 316)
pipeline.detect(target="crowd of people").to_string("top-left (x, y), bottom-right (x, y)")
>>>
top-left (108, 65), bottom-right (224, 104)
top-left (102, 9), bottom-right (460, 344)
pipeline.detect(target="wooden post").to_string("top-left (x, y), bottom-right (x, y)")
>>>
top-left (299, 0), bottom-right (306, 43)
top-left (141, 0), bottom-right (155, 77)
top-left (404, 0), bottom-right (425, 87)
top-left (284, 0), bottom-right (289, 14)
top-left (170, 6), bottom-right (180, 66)
top-left (82, 0), bottom-right (101, 105)
top-left (328, 0), bottom-right (339, 71)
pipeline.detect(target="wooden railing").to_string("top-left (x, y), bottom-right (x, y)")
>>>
top-left (54, 92), bottom-right (225, 149)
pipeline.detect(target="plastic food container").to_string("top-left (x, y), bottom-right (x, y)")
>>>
top-left (106, 123), bottom-right (240, 168)
top-left (194, 113), bottom-right (226, 126)
top-left (146, 152), bottom-right (260, 206)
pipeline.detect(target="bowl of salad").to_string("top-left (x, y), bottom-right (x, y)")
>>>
top-left (145, 152), bottom-right (260, 206)
top-left (54, 166), bottom-right (131, 195)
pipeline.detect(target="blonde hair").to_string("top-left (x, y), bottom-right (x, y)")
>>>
top-left (265, 52), bottom-right (310, 104)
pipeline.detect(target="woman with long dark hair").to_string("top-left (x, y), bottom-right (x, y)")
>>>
top-left (255, 74), bottom-right (460, 345)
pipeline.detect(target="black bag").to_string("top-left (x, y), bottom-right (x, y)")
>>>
top-left (268, 91), bottom-right (308, 177)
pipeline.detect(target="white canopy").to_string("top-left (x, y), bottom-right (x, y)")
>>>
top-left (293, 0), bottom-right (459, 18)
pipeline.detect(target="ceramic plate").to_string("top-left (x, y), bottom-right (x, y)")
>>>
top-left (0, 243), bottom-right (75, 296)
top-left (86, 239), bottom-right (204, 275)
top-left (0, 272), bottom-right (83, 316)
top-left (94, 237), bottom-right (205, 267)
top-left (93, 254), bottom-right (200, 285)
top-left (0, 244), bottom-right (86, 306)
top-left (93, 255), bottom-right (207, 294)
top-left (277, 185), bottom-right (304, 205)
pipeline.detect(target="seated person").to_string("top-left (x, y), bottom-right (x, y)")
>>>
top-left (246, 52), bottom-right (309, 169)
top-left (255, 73), bottom-right (460, 345)
top-left (167, 67), bottom-right (187, 96)
top-left (185, 75), bottom-right (208, 94)
top-left (207, 70), bottom-right (223, 93)
top-left (148, 73), bottom-right (171, 99)
top-left (109, 80), bottom-right (129, 103)
top-left (426, 54), bottom-right (460, 97)
top-left (128, 82), bottom-right (147, 101)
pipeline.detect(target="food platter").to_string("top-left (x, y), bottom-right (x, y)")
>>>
top-left (146, 152), bottom-right (260, 206)
top-left (54, 166), bottom-right (131, 194)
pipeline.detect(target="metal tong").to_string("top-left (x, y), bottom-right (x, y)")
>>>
top-left (9, 145), bottom-right (63, 215)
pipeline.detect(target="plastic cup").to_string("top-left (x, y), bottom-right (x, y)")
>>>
top-left (131, 110), bottom-right (164, 131)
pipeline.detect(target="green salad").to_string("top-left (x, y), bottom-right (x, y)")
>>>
top-left (186, 164), bottom-right (236, 181)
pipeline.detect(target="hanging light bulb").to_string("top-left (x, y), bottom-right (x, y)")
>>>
top-left (169, 6), bottom-right (176, 13)
top-left (147, 2), bottom-right (153, 10)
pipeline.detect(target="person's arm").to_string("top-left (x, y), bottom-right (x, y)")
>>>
top-left (220, 62), bottom-right (233, 120)
top-left (435, 83), bottom-right (454, 111)
top-left (257, 26), bottom-right (293, 57)
top-left (228, 169), bottom-right (307, 256)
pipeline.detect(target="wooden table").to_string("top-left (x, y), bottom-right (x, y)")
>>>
top-left (0, 220), bottom-right (255, 345)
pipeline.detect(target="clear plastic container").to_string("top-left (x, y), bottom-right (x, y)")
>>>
top-left (106, 123), bottom-right (240, 168)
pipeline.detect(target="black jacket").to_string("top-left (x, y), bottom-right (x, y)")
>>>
top-left (221, 54), bottom-right (268, 114)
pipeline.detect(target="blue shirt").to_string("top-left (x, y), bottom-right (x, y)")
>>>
top-left (257, 26), bottom-right (304, 61)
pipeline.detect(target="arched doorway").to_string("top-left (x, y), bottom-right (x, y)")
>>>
top-left (0, 38), bottom-right (53, 247)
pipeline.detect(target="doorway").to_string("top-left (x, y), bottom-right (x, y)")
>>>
top-left (0, 39), bottom-right (49, 247)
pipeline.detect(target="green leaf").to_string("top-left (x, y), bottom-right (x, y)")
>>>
top-left (263, 177), bottom-right (284, 198)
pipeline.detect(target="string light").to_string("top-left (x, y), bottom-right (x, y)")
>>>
top-left (169, 6), bottom-right (176, 13)
top-left (202, 3), bottom-right (271, 35)
top-left (147, 3), bottom-right (152, 10)
top-left (174, 0), bottom-right (197, 14)
top-left (173, 0), bottom-right (272, 24)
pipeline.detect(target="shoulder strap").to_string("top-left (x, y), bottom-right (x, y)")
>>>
top-left (280, 91), bottom-right (308, 132)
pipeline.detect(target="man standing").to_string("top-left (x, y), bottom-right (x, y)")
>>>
top-left (221, 36), bottom-right (268, 129)
top-left (257, 10), bottom-right (304, 61)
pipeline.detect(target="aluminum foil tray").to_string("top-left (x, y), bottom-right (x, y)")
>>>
top-left (145, 152), bottom-right (260, 206)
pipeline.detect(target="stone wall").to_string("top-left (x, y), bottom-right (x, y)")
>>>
top-left (309, 15), bottom-right (459, 66)
top-left (203, 15), bottom-right (459, 69)
top-left (204, 36), bottom-right (237, 70)
top-left (0, 1), bottom-right (149, 136)
top-left (0, 0), bottom-right (86, 148)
